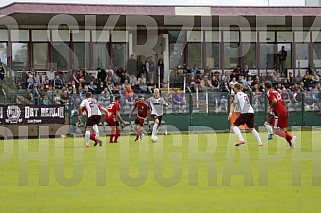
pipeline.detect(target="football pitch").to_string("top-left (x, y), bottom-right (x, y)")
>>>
top-left (0, 130), bottom-right (321, 213)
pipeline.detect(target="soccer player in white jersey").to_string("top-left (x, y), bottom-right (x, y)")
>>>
top-left (147, 89), bottom-right (169, 141)
top-left (228, 83), bottom-right (263, 147)
top-left (78, 92), bottom-right (108, 147)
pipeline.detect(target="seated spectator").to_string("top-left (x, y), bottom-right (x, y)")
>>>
top-left (35, 72), bottom-right (46, 86)
top-left (61, 90), bottom-right (69, 105)
top-left (138, 75), bottom-right (148, 93)
top-left (172, 89), bottom-right (187, 113)
top-left (209, 74), bottom-right (220, 91)
top-left (111, 73), bottom-right (121, 85)
top-left (82, 85), bottom-right (89, 95)
top-left (54, 75), bottom-right (63, 89)
top-left (98, 81), bottom-right (105, 92)
top-left (191, 64), bottom-right (200, 74)
top-left (100, 87), bottom-right (110, 102)
top-left (147, 79), bottom-right (157, 93)
top-left (42, 95), bottom-right (52, 105)
top-left (111, 85), bottom-right (120, 94)
top-left (106, 65), bottom-right (114, 78)
top-left (88, 80), bottom-right (98, 93)
top-left (124, 84), bottom-right (133, 97)
top-left (229, 77), bottom-right (237, 87)
top-left (62, 71), bottom-right (71, 87)
top-left (247, 75), bottom-right (253, 86)
top-left (238, 75), bottom-right (247, 85)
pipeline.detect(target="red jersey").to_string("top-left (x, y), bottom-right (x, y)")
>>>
top-left (267, 89), bottom-right (288, 116)
top-left (135, 102), bottom-right (150, 118)
top-left (106, 101), bottom-right (120, 116)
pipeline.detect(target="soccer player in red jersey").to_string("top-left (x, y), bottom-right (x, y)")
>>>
top-left (264, 81), bottom-right (296, 149)
top-left (105, 96), bottom-right (126, 143)
top-left (78, 92), bottom-right (108, 147)
top-left (129, 95), bottom-right (151, 141)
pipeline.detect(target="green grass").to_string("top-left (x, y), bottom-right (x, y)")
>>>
top-left (0, 130), bottom-right (321, 213)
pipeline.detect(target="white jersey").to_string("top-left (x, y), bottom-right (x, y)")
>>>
top-left (80, 98), bottom-right (102, 117)
top-left (233, 92), bottom-right (254, 114)
top-left (148, 96), bottom-right (166, 116)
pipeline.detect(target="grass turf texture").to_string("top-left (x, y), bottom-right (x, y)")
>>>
top-left (0, 130), bottom-right (320, 213)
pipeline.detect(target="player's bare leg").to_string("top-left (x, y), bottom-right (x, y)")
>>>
top-left (136, 125), bottom-right (143, 141)
top-left (274, 127), bottom-right (296, 149)
top-left (109, 126), bottom-right (115, 143)
top-left (113, 126), bottom-right (121, 143)
top-left (134, 124), bottom-right (139, 141)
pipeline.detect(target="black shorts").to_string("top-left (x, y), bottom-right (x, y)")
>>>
top-left (234, 113), bottom-right (254, 128)
top-left (86, 115), bottom-right (101, 127)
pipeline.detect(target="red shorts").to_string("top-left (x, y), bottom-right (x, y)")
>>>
top-left (234, 113), bottom-right (254, 128)
top-left (86, 115), bottom-right (101, 127)
top-left (151, 114), bottom-right (162, 125)
top-left (267, 114), bottom-right (288, 129)
top-left (105, 115), bottom-right (119, 126)
top-left (134, 116), bottom-right (145, 126)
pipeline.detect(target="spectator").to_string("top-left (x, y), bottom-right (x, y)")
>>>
top-left (0, 62), bottom-right (5, 81)
top-left (158, 58), bottom-right (165, 86)
top-left (61, 90), bottom-right (69, 105)
top-left (172, 89), bottom-right (187, 113)
top-left (42, 95), bottom-right (52, 105)
top-left (209, 74), bottom-right (220, 91)
top-left (138, 74), bottom-right (148, 93)
top-left (278, 46), bottom-right (287, 76)
top-left (100, 87), bottom-right (110, 102)
top-left (191, 64), bottom-right (200, 74)
top-left (53, 75), bottom-right (63, 89)
top-left (98, 81), bottom-right (105, 93)
top-left (97, 67), bottom-right (107, 84)
top-left (88, 80), bottom-right (98, 93)
top-left (145, 56), bottom-right (155, 82)
top-left (137, 56), bottom-right (145, 79)
top-left (35, 72), bottom-right (45, 86)
top-left (127, 54), bottom-right (138, 79)
top-left (111, 73), bottom-right (121, 85)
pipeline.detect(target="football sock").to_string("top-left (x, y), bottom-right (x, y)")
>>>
top-left (114, 130), bottom-right (120, 142)
top-left (85, 131), bottom-right (90, 146)
top-left (284, 131), bottom-right (293, 144)
top-left (93, 125), bottom-right (99, 137)
top-left (251, 129), bottom-right (262, 145)
top-left (232, 126), bottom-right (244, 141)
top-left (265, 124), bottom-right (273, 135)
top-left (152, 123), bottom-right (158, 137)
top-left (90, 133), bottom-right (96, 142)
top-left (110, 129), bottom-right (115, 142)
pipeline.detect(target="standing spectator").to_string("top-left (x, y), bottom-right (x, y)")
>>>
top-left (146, 56), bottom-right (155, 82)
top-left (127, 54), bottom-right (138, 79)
top-left (0, 62), bottom-right (5, 82)
top-left (158, 58), bottom-right (165, 86)
top-left (278, 46), bottom-right (287, 77)
top-left (137, 56), bottom-right (145, 79)
top-left (97, 67), bottom-right (107, 85)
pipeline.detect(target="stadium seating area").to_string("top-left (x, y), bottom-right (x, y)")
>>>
top-left (5, 65), bottom-right (321, 115)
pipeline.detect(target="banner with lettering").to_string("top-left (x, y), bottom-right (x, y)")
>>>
top-left (0, 105), bottom-right (65, 124)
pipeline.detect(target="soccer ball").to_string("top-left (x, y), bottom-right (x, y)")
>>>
top-left (151, 136), bottom-right (158, 143)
